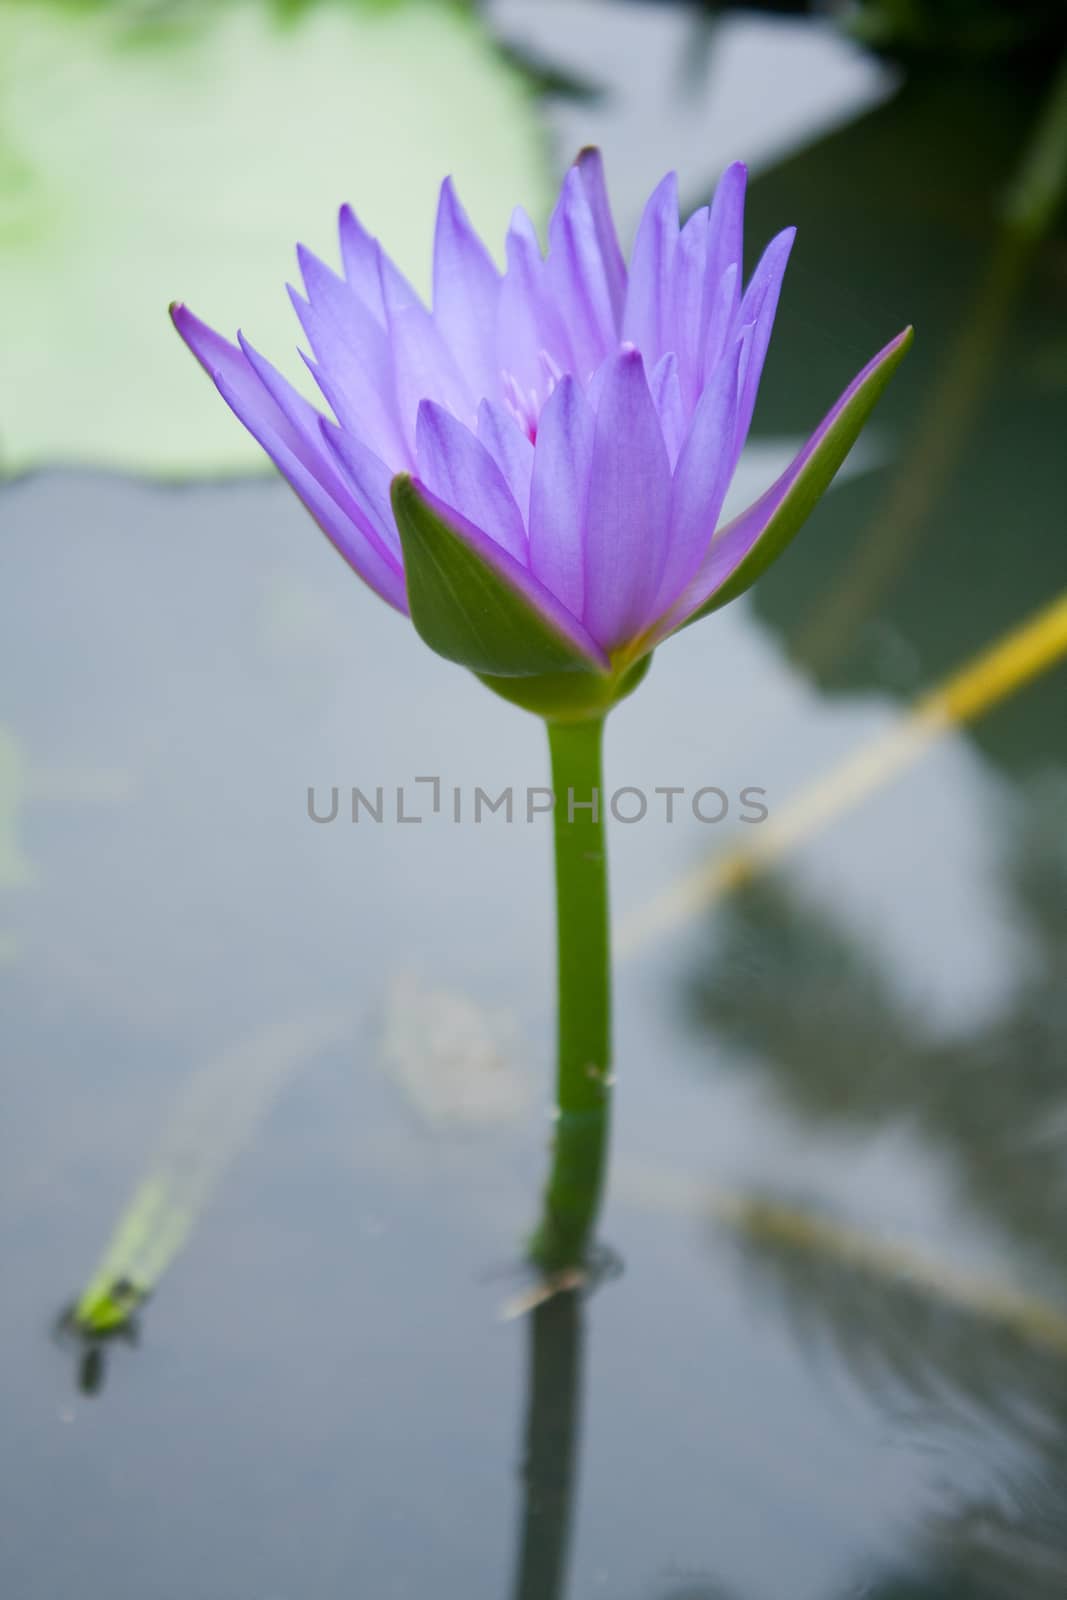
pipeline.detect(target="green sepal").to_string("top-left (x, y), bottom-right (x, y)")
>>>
top-left (478, 652), bottom-right (653, 721)
top-left (392, 474), bottom-right (608, 680)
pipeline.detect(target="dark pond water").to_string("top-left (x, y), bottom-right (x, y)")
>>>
top-left (3, 3), bottom-right (1067, 1597)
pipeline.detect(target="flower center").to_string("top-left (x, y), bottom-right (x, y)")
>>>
top-left (501, 350), bottom-right (566, 445)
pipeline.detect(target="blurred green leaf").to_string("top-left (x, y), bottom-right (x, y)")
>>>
top-left (0, 0), bottom-right (549, 476)
top-left (845, 0), bottom-right (1067, 62)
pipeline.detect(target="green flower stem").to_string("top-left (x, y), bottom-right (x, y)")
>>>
top-left (530, 715), bottom-right (612, 1271)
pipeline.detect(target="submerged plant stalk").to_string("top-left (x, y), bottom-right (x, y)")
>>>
top-left (530, 716), bottom-right (612, 1271)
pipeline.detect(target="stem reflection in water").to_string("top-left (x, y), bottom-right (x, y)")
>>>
top-left (511, 1291), bottom-right (584, 1600)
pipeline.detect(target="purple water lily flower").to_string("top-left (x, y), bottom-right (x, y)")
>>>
top-left (173, 151), bottom-right (909, 716)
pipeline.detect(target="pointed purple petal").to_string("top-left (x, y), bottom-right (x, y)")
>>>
top-left (477, 400), bottom-right (534, 524)
top-left (288, 251), bottom-right (408, 466)
top-left (649, 352), bottom-right (685, 468)
top-left (381, 254), bottom-right (475, 450)
top-left (404, 478), bottom-right (610, 671)
top-left (320, 420), bottom-right (402, 562)
top-left (581, 354), bottom-right (606, 419)
top-left (732, 226), bottom-right (795, 453)
top-left (575, 148), bottom-right (627, 328)
top-left (658, 328), bottom-right (914, 638)
top-left (653, 334), bottom-right (744, 614)
top-left (336, 205), bottom-right (384, 322)
top-left (583, 348), bottom-right (672, 648)
top-left (700, 262), bottom-right (739, 388)
top-left (337, 204), bottom-right (417, 327)
top-left (547, 165), bottom-right (618, 379)
top-left (172, 303), bottom-right (303, 449)
top-left (622, 172), bottom-right (679, 365)
top-left (416, 402), bottom-right (527, 562)
top-left (528, 375), bottom-right (595, 619)
top-left (238, 333), bottom-right (330, 455)
top-left (704, 163), bottom-right (746, 331)
top-left (432, 178), bottom-right (501, 400)
top-left (232, 330), bottom-right (396, 551)
top-left (211, 366), bottom-right (406, 613)
top-left (498, 206), bottom-right (571, 400)
top-left (670, 206), bottom-right (709, 410)
top-left (174, 305), bottom-right (403, 614)
top-left (288, 300), bottom-right (408, 470)
top-left (297, 243), bottom-right (382, 353)
top-left (174, 304), bottom-right (330, 482)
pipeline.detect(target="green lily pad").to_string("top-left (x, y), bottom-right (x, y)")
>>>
top-left (0, 0), bottom-right (549, 477)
